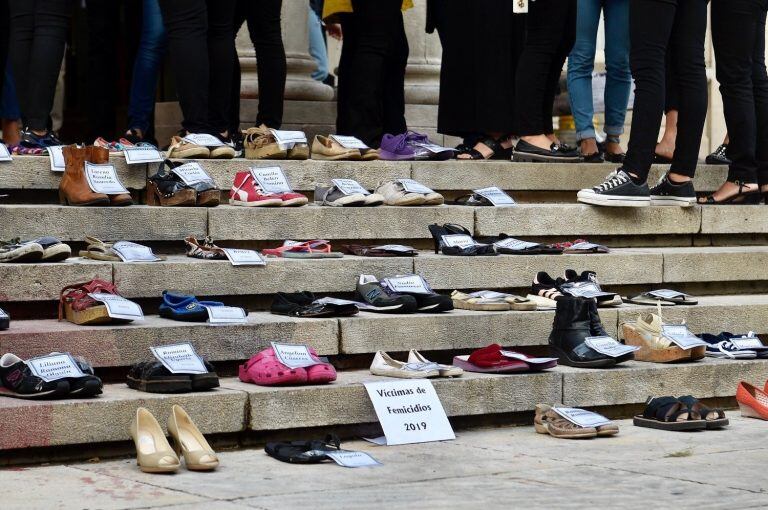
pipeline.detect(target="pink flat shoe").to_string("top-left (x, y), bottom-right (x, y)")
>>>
top-left (238, 348), bottom-right (308, 386)
top-left (306, 347), bottom-right (337, 384)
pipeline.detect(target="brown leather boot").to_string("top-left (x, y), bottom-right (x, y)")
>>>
top-left (87, 145), bottom-right (134, 206)
top-left (59, 145), bottom-right (110, 206)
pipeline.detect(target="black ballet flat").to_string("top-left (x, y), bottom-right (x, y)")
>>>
top-left (699, 181), bottom-right (762, 205)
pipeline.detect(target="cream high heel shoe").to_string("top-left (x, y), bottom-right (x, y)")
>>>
top-left (167, 404), bottom-right (219, 471)
top-left (129, 407), bottom-right (180, 473)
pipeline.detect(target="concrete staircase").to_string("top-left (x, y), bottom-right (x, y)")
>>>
top-left (1, 154), bottom-right (767, 462)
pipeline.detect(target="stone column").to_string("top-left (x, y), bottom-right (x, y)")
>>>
top-left (402, 1), bottom-right (441, 105)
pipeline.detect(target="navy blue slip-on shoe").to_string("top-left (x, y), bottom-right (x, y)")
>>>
top-left (158, 291), bottom-right (225, 322)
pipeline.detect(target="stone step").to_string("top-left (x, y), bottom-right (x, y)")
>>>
top-left (4, 294), bottom-right (768, 367)
top-left (2, 358), bottom-right (764, 451)
top-left (0, 155), bottom-right (727, 192)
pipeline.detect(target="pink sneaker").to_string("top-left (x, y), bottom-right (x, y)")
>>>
top-left (238, 348), bottom-right (308, 386)
top-left (229, 171), bottom-right (284, 207)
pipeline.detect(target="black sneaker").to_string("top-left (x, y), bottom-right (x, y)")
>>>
top-left (577, 169), bottom-right (651, 207)
top-left (356, 275), bottom-right (417, 314)
top-left (0, 353), bottom-right (70, 399)
top-left (705, 144), bottom-right (731, 165)
top-left (512, 139), bottom-right (581, 163)
top-left (63, 355), bottom-right (103, 397)
top-left (20, 128), bottom-right (62, 149)
top-left (531, 271), bottom-right (566, 301)
top-left (649, 173), bottom-right (696, 207)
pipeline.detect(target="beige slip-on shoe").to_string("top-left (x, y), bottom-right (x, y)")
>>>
top-left (407, 349), bottom-right (463, 377)
top-left (311, 135), bottom-right (362, 160)
top-left (370, 351), bottom-right (440, 379)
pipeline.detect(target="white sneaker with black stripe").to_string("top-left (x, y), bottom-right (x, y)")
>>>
top-left (577, 169), bottom-right (651, 207)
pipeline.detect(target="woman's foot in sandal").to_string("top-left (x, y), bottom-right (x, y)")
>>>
top-left (698, 180), bottom-right (761, 205)
top-left (603, 136), bottom-right (626, 163)
top-left (578, 138), bottom-right (603, 163)
top-left (456, 134), bottom-right (511, 160)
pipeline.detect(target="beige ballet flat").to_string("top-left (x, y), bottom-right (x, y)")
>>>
top-left (167, 404), bottom-right (219, 471)
top-left (129, 407), bottom-right (180, 473)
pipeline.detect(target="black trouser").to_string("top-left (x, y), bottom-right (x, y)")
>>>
top-left (8, 0), bottom-right (70, 131)
top-left (0, 0), bottom-right (8, 103)
top-left (712, 0), bottom-right (768, 185)
top-left (337, 0), bottom-right (408, 148)
top-left (623, 0), bottom-right (707, 181)
top-left (515, 0), bottom-right (576, 136)
top-left (86, 0), bottom-right (119, 140)
top-left (158, 0), bottom-right (236, 135)
top-left (230, 0), bottom-right (286, 131)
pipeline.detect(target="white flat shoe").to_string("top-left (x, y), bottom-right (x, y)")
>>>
top-left (369, 351), bottom-right (440, 379)
top-left (407, 349), bottom-right (463, 377)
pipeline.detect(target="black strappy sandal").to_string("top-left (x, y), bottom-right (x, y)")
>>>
top-left (602, 135), bottom-right (626, 164)
top-left (698, 181), bottom-right (762, 205)
top-left (676, 396), bottom-right (729, 429)
top-left (455, 136), bottom-right (511, 160)
top-left (427, 224), bottom-right (497, 256)
top-left (633, 396), bottom-right (707, 431)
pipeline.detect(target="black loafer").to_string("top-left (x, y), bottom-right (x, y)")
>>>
top-left (512, 140), bottom-right (581, 163)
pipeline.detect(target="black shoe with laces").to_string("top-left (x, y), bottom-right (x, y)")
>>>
top-left (512, 139), bottom-right (581, 163)
top-left (650, 173), bottom-right (696, 207)
top-left (20, 128), bottom-right (62, 149)
top-left (705, 144), bottom-right (731, 165)
top-left (577, 169), bottom-right (650, 207)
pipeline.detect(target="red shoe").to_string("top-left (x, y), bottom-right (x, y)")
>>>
top-left (229, 171), bottom-right (283, 207)
top-left (238, 348), bottom-right (308, 386)
top-left (306, 347), bottom-right (336, 384)
top-left (451, 344), bottom-right (529, 374)
top-left (277, 191), bottom-right (309, 207)
top-left (737, 381), bottom-right (768, 420)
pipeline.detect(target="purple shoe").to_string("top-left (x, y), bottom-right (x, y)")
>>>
top-left (379, 133), bottom-right (416, 161)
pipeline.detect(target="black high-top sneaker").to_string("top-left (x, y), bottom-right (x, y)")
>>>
top-left (548, 296), bottom-right (618, 368)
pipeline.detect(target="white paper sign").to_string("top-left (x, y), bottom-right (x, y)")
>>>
top-left (383, 275), bottom-right (430, 294)
top-left (222, 248), bottom-right (266, 266)
top-left (468, 290), bottom-right (510, 300)
top-left (493, 238), bottom-right (540, 251)
top-left (88, 293), bottom-right (145, 321)
top-left (123, 146), bottom-right (163, 165)
top-left (397, 178), bottom-right (434, 194)
top-left (662, 325), bottom-right (707, 349)
top-left (170, 162), bottom-right (214, 185)
top-left (412, 142), bottom-right (455, 154)
top-left (26, 353), bottom-right (85, 382)
top-left (150, 343), bottom-right (207, 374)
top-left (585, 336), bottom-right (639, 358)
top-left (440, 234), bottom-right (477, 249)
top-left (270, 129), bottom-right (307, 149)
top-left (648, 289), bottom-right (688, 299)
top-left (0, 143), bottom-right (11, 162)
top-left (48, 145), bottom-right (65, 172)
top-left (499, 351), bottom-right (559, 364)
top-left (325, 450), bottom-right (381, 468)
top-left (250, 166), bottom-right (292, 194)
top-left (568, 241), bottom-right (604, 251)
top-left (372, 244), bottom-right (417, 253)
top-left (205, 306), bottom-right (248, 324)
top-left (364, 379), bottom-right (455, 446)
top-left (271, 342), bottom-right (321, 369)
top-left (84, 162), bottom-right (129, 195)
top-left (329, 135), bottom-right (369, 150)
top-left (513, 0), bottom-right (528, 13)
top-left (561, 282), bottom-right (613, 299)
top-left (473, 187), bottom-right (516, 207)
top-left (110, 241), bottom-right (161, 262)
top-left (553, 407), bottom-right (612, 428)
top-left (313, 296), bottom-right (374, 311)
top-left (729, 334), bottom-right (766, 350)
top-left (332, 178), bottom-right (371, 196)
top-left (183, 133), bottom-right (223, 147)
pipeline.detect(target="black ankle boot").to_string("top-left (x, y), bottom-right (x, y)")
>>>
top-left (548, 296), bottom-right (618, 368)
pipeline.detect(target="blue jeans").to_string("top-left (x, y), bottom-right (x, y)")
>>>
top-left (308, 5), bottom-right (328, 81)
top-left (127, 0), bottom-right (166, 133)
top-left (0, 65), bottom-right (20, 119)
top-left (567, 0), bottom-right (631, 141)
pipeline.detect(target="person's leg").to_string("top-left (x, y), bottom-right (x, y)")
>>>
top-left (127, 0), bottom-right (167, 138)
top-left (336, 13), bottom-right (355, 136)
top-left (229, 4), bottom-right (246, 134)
top-left (86, 0), bottom-right (118, 140)
top-left (541, 0), bottom-right (576, 140)
top-left (381, 7), bottom-right (408, 141)
top-left (621, 0), bottom-right (676, 183)
top-left (656, 49), bottom-right (679, 160)
top-left (206, 0), bottom-right (236, 136)
top-left (308, 4), bottom-right (329, 82)
top-left (666, 0), bottom-right (707, 181)
top-left (0, 0), bottom-right (8, 103)
top-left (246, 0), bottom-right (286, 128)
top-left (566, 0), bottom-right (601, 154)
top-left (753, 10), bottom-right (768, 192)
top-left (602, 0), bottom-right (631, 156)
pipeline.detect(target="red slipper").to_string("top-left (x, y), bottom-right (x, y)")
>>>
top-left (452, 344), bottom-right (529, 373)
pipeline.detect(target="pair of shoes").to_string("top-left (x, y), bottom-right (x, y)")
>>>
top-left (737, 381), bottom-right (768, 420)
top-left (59, 280), bottom-right (140, 325)
top-left (481, 234), bottom-right (563, 255)
top-left (701, 332), bottom-right (768, 359)
top-left (698, 180), bottom-right (762, 205)
top-left (512, 139), bottom-right (581, 163)
top-left (623, 290), bottom-right (697, 306)
top-left (159, 291), bottom-right (239, 322)
top-left (342, 244), bottom-right (418, 257)
top-left (59, 145), bottom-right (133, 206)
top-left (147, 160), bottom-right (220, 207)
top-left (455, 135), bottom-right (513, 160)
top-left (428, 223), bottom-right (496, 256)
top-left (0, 352), bottom-right (102, 399)
top-left (239, 347), bottom-right (336, 386)
top-left (167, 134), bottom-right (235, 159)
top-left (453, 344), bottom-right (557, 373)
top-left (20, 127), bottom-right (62, 149)
top-left (357, 274), bottom-right (453, 313)
top-left (127, 360), bottom-right (219, 393)
top-left (578, 169), bottom-right (697, 207)
top-left (242, 125), bottom-right (308, 160)
top-left (185, 236), bottom-right (226, 260)
top-left (531, 271), bottom-right (620, 308)
top-left (621, 313), bottom-right (706, 363)
top-left (266, 434), bottom-right (342, 464)
top-left (130, 406), bottom-right (218, 473)
top-left (550, 239), bottom-right (609, 254)
top-left (229, 171), bottom-right (308, 207)
top-left (310, 135), bottom-right (379, 160)
top-left (263, 239), bottom-right (343, 258)
top-left (634, 396), bottom-right (728, 430)
top-left (535, 404), bottom-right (618, 439)
top-left (374, 179), bottom-right (444, 205)
top-left (370, 350), bottom-right (462, 378)
top-left (314, 182), bottom-right (384, 206)
top-left (0, 237), bottom-right (71, 262)
top-left (451, 290), bottom-right (535, 311)
top-left (379, 131), bottom-right (455, 161)
top-left (271, 291), bottom-right (358, 318)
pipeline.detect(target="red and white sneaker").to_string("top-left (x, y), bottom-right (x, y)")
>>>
top-left (229, 171), bottom-right (283, 207)
top-left (277, 191), bottom-right (309, 207)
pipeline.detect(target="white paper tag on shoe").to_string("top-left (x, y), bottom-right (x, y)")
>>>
top-left (372, 244), bottom-right (417, 253)
top-left (473, 187), bottom-right (516, 207)
top-left (110, 241), bottom-right (162, 262)
top-left (499, 351), bottom-right (559, 364)
top-left (0, 307), bottom-right (8, 319)
top-left (397, 178), bottom-right (434, 194)
top-left (325, 450), bottom-right (381, 468)
top-left (87, 293), bottom-right (145, 321)
top-left (0, 143), bottom-right (11, 162)
top-left (729, 333), bottom-right (766, 350)
top-left (383, 275), bottom-right (431, 294)
top-left (552, 407), bottom-right (611, 428)
top-left (84, 162), bottom-right (130, 195)
top-left (662, 324), bottom-right (707, 349)
top-left (568, 241), bottom-right (605, 251)
top-left (270, 129), bottom-right (307, 149)
top-left (561, 282), bottom-right (614, 299)
top-left (648, 289), bottom-right (689, 299)
top-left (204, 305), bottom-right (248, 324)
top-left (250, 166), bottom-right (293, 194)
top-left (48, 145), bottom-right (65, 172)
top-left (171, 161), bottom-right (215, 186)
top-left (585, 336), bottom-right (640, 358)
top-left (222, 248), bottom-right (266, 266)
top-left (26, 353), bottom-right (85, 382)
top-left (329, 135), bottom-right (369, 150)
top-left (332, 178), bottom-right (371, 196)
top-left (151, 342), bottom-right (207, 374)
top-left (271, 342), bottom-right (321, 369)
top-left (468, 290), bottom-right (510, 299)
top-left (123, 146), bottom-right (163, 165)
top-left (183, 133), bottom-right (223, 147)
top-left (493, 238), bottom-right (540, 251)
top-left (412, 142), bottom-right (455, 154)
top-left (440, 234), bottom-right (477, 249)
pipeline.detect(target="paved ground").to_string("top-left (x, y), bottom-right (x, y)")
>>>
top-left (2, 415), bottom-right (767, 510)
